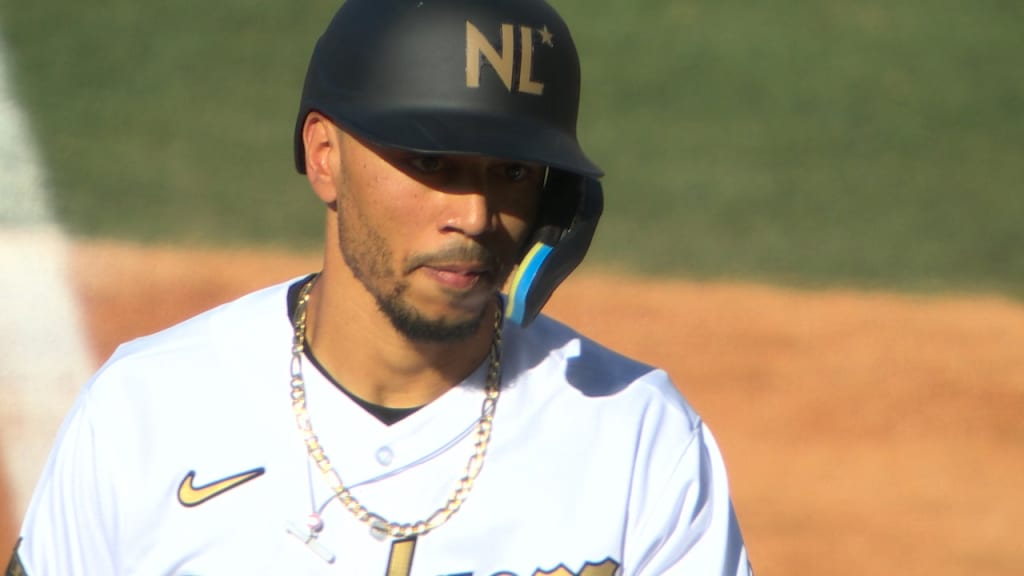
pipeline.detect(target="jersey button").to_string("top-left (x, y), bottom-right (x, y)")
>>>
top-left (376, 446), bottom-right (394, 466)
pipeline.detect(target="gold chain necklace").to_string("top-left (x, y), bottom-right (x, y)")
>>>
top-left (289, 275), bottom-right (503, 540)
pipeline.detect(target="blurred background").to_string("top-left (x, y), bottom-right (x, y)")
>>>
top-left (1, 0), bottom-right (1022, 573)
top-left (2, 0), bottom-right (1022, 294)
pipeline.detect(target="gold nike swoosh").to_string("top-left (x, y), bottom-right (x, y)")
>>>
top-left (178, 467), bottom-right (265, 507)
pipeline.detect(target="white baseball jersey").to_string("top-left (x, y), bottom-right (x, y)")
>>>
top-left (15, 278), bottom-right (752, 575)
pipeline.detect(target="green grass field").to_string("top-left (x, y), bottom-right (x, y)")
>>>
top-left (2, 0), bottom-right (1022, 297)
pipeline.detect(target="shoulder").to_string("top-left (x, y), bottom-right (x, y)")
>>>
top-left (80, 277), bottom-right (301, 407)
top-left (108, 278), bottom-right (298, 362)
top-left (47, 277), bottom-right (304, 481)
top-left (100, 277), bottom-right (299, 368)
top-left (501, 312), bottom-right (701, 432)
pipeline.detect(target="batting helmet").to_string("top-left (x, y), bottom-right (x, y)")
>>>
top-left (294, 0), bottom-right (604, 326)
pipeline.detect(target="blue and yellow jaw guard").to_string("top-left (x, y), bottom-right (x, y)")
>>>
top-left (506, 173), bottom-right (603, 327)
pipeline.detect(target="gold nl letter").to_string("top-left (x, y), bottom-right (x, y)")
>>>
top-left (466, 21), bottom-right (545, 95)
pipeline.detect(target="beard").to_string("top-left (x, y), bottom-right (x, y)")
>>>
top-left (375, 284), bottom-right (488, 342)
top-left (336, 210), bottom-right (504, 343)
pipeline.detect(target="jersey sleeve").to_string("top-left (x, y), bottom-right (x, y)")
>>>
top-left (14, 384), bottom-right (121, 575)
top-left (625, 420), bottom-right (753, 575)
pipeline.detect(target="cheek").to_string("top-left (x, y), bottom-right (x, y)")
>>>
top-left (499, 190), bottom-right (542, 242)
top-left (343, 166), bottom-right (421, 231)
top-left (502, 212), bottom-right (534, 247)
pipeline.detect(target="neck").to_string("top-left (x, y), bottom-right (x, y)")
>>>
top-left (301, 270), bottom-right (498, 409)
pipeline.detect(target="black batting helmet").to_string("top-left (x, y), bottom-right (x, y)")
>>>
top-left (294, 0), bottom-right (604, 327)
top-left (293, 0), bottom-right (601, 178)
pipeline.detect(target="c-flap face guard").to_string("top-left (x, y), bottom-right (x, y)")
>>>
top-left (505, 171), bottom-right (604, 327)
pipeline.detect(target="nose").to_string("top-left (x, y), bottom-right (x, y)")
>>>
top-left (442, 190), bottom-right (491, 237)
top-left (439, 167), bottom-right (494, 237)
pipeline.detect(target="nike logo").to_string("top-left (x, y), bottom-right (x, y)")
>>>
top-left (177, 467), bottom-right (265, 507)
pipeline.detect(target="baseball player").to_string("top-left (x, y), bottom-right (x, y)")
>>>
top-left (9, 0), bottom-right (753, 574)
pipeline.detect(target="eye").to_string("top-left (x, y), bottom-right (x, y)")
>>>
top-left (502, 163), bottom-right (533, 182)
top-left (409, 156), bottom-right (445, 174)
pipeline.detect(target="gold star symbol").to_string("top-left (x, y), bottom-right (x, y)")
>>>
top-left (539, 25), bottom-right (554, 47)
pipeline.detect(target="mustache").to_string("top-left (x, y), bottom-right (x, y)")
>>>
top-left (404, 243), bottom-right (502, 273)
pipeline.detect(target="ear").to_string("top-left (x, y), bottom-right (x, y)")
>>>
top-left (303, 112), bottom-right (339, 204)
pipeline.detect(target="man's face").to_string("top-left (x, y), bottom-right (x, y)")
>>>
top-left (332, 130), bottom-right (543, 341)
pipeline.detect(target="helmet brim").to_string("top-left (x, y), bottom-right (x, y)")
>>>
top-left (294, 105), bottom-right (603, 179)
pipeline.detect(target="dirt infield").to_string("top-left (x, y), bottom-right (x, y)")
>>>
top-left (8, 239), bottom-right (1024, 574)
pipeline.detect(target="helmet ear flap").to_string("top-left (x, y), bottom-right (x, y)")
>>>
top-left (506, 171), bottom-right (603, 327)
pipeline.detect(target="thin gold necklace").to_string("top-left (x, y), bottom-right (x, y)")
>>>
top-left (289, 274), bottom-right (503, 540)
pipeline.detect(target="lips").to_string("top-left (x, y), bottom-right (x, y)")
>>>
top-left (407, 243), bottom-right (502, 293)
top-left (422, 263), bottom-right (494, 291)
